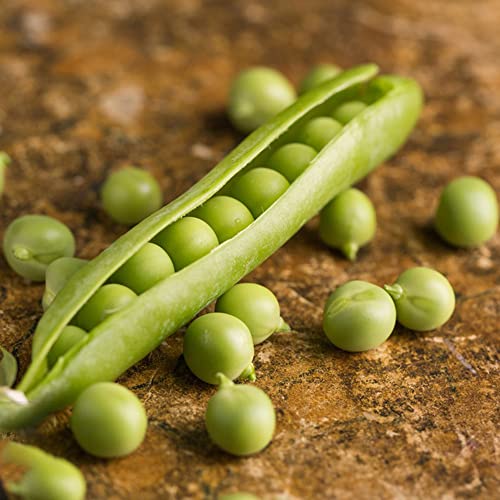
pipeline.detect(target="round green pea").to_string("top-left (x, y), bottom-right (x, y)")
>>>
top-left (332, 100), bottom-right (367, 124)
top-left (110, 242), bottom-right (174, 294)
top-left (47, 326), bottom-right (87, 368)
top-left (384, 267), bottom-right (455, 332)
top-left (70, 382), bottom-right (148, 458)
top-left (101, 167), bottom-right (162, 225)
top-left (299, 64), bottom-right (341, 94)
top-left (219, 493), bottom-right (260, 500)
top-left (323, 281), bottom-right (396, 352)
top-left (3, 215), bottom-right (76, 282)
top-left (183, 312), bottom-right (254, 385)
top-left (435, 176), bottom-right (498, 247)
top-left (228, 67), bottom-right (296, 133)
top-left (267, 142), bottom-right (317, 182)
top-left (191, 196), bottom-right (254, 242)
top-left (74, 284), bottom-right (137, 331)
top-left (229, 167), bottom-right (289, 218)
top-left (319, 188), bottom-right (376, 261)
top-left (0, 151), bottom-right (10, 196)
top-left (215, 283), bottom-right (285, 344)
top-left (205, 373), bottom-right (276, 456)
top-left (296, 116), bottom-right (342, 151)
top-left (153, 216), bottom-right (219, 270)
top-left (43, 257), bottom-right (88, 310)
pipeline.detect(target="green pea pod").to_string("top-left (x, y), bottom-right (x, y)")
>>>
top-left (0, 64), bottom-right (423, 431)
top-left (0, 347), bottom-right (17, 387)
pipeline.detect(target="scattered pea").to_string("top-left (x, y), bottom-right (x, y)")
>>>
top-left (332, 100), bottom-right (367, 124)
top-left (299, 64), bottom-right (341, 94)
top-left (0, 151), bottom-right (10, 196)
top-left (384, 267), bottom-right (455, 331)
top-left (3, 215), bottom-right (76, 282)
top-left (435, 176), bottom-right (498, 247)
top-left (296, 116), bottom-right (342, 151)
top-left (47, 326), bottom-right (87, 368)
top-left (267, 142), bottom-right (317, 182)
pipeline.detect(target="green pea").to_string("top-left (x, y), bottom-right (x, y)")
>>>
top-left (3, 215), bottom-right (76, 282)
top-left (323, 281), bottom-right (396, 352)
top-left (267, 142), bottom-right (317, 182)
top-left (228, 67), bottom-right (296, 133)
top-left (296, 117), bottom-right (342, 151)
top-left (0, 151), bottom-right (10, 196)
top-left (101, 167), bottom-right (162, 225)
top-left (47, 326), bottom-right (87, 368)
top-left (191, 196), bottom-right (254, 242)
top-left (183, 313), bottom-right (254, 385)
top-left (229, 167), bottom-right (289, 218)
top-left (332, 100), bottom-right (367, 124)
top-left (110, 242), bottom-right (174, 294)
top-left (219, 494), bottom-right (260, 500)
top-left (319, 188), bottom-right (376, 261)
top-left (2, 441), bottom-right (86, 500)
top-left (70, 382), bottom-right (147, 458)
top-left (153, 216), bottom-right (219, 270)
top-left (384, 267), bottom-right (455, 331)
top-left (42, 257), bottom-right (88, 310)
top-left (74, 284), bottom-right (137, 331)
top-left (215, 283), bottom-right (287, 344)
top-left (205, 373), bottom-right (275, 456)
top-left (299, 64), bottom-right (342, 94)
top-left (434, 176), bottom-right (498, 247)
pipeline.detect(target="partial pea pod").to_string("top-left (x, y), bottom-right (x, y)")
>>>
top-left (0, 64), bottom-right (422, 431)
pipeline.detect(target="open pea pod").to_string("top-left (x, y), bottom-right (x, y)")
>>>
top-left (0, 64), bottom-right (422, 431)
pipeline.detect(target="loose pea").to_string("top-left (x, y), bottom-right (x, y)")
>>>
top-left (299, 64), bottom-right (341, 94)
top-left (3, 215), bottom-right (76, 282)
top-left (296, 117), bottom-right (342, 151)
top-left (319, 188), bottom-right (376, 261)
top-left (183, 313), bottom-right (255, 385)
top-left (42, 257), bottom-right (88, 310)
top-left (229, 167), bottom-right (290, 218)
top-left (70, 382), bottom-right (147, 458)
top-left (153, 216), bottom-right (219, 270)
top-left (267, 142), bottom-right (317, 182)
top-left (74, 284), bottom-right (137, 331)
top-left (110, 242), bottom-right (174, 294)
top-left (323, 280), bottom-right (396, 352)
top-left (384, 267), bottom-right (455, 331)
top-left (191, 196), bottom-right (254, 242)
top-left (0, 151), bottom-right (10, 196)
top-left (205, 373), bottom-right (275, 456)
top-left (332, 100), bottom-right (367, 124)
top-left (215, 283), bottom-right (287, 344)
top-left (228, 67), bottom-right (296, 133)
top-left (101, 167), bottom-right (162, 225)
top-left (434, 176), bottom-right (498, 247)
top-left (47, 326), bottom-right (87, 368)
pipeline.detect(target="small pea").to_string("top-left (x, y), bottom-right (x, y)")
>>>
top-left (229, 167), bottom-right (289, 218)
top-left (228, 67), bottom-right (296, 133)
top-left (384, 267), bottom-right (455, 331)
top-left (205, 373), bottom-right (276, 456)
top-left (183, 312), bottom-right (255, 385)
top-left (215, 283), bottom-right (288, 344)
top-left (191, 196), bottom-right (254, 242)
top-left (0, 151), bottom-right (11, 196)
top-left (267, 142), bottom-right (317, 182)
top-left (42, 257), bottom-right (88, 310)
top-left (296, 116), bottom-right (342, 151)
top-left (299, 64), bottom-right (341, 94)
top-left (332, 100), bottom-right (367, 124)
top-left (2, 441), bottom-right (86, 500)
top-left (70, 382), bottom-right (148, 458)
top-left (101, 167), bottom-right (162, 225)
top-left (3, 215), bottom-right (76, 282)
top-left (47, 326), bottom-right (87, 368)
top-left (110, 242), bottom-right (174, 294)
top-left (323, 280), bottom-right (396, 352)
top-left (434, 176), bottom-right (498, 247)
top-left (74, 284), bottom-right (137, 331)
top-left (319, 188), bottom-right (376, 261)
top-left (153, 216), bottom-right (219, 270)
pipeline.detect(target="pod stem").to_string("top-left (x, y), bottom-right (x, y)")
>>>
top-left (383, 283), bottom-right (404, 301)
top-left (239, 363), bottom-right (256, 382)
top-left (276, 317), bottom-right (291, 332)
top-left (12, 246), bottom-right (32, 261)
top-left (341, 242), bottom-right (359, 261)
top-left (215, 372), bottom-right (234, 388)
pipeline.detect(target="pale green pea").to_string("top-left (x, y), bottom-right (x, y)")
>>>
top-left (296, 117), bottom-right (342, 151)
top-left (299, 64), bottom-right (341, 94)
top-left (267, 142), bottom-right (317, 182)
top-left (0, 151), bottom-right (10, 196)
top-left (332, 100), bottom-right (367, 124)
top-left (47, 326), bottom-right (87, 368)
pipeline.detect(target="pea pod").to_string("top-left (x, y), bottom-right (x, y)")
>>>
top-left (0, 65), bottom-right (422, 431)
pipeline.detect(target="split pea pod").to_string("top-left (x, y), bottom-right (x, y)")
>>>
top-left (0, 64), bottom-right (422, 431)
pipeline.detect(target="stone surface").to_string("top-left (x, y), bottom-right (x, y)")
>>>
top-left (0, 1), bottom-right (498, 499)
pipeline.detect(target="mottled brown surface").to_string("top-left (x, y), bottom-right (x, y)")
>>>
top-left (0, 0), bottom-right (499, 499)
